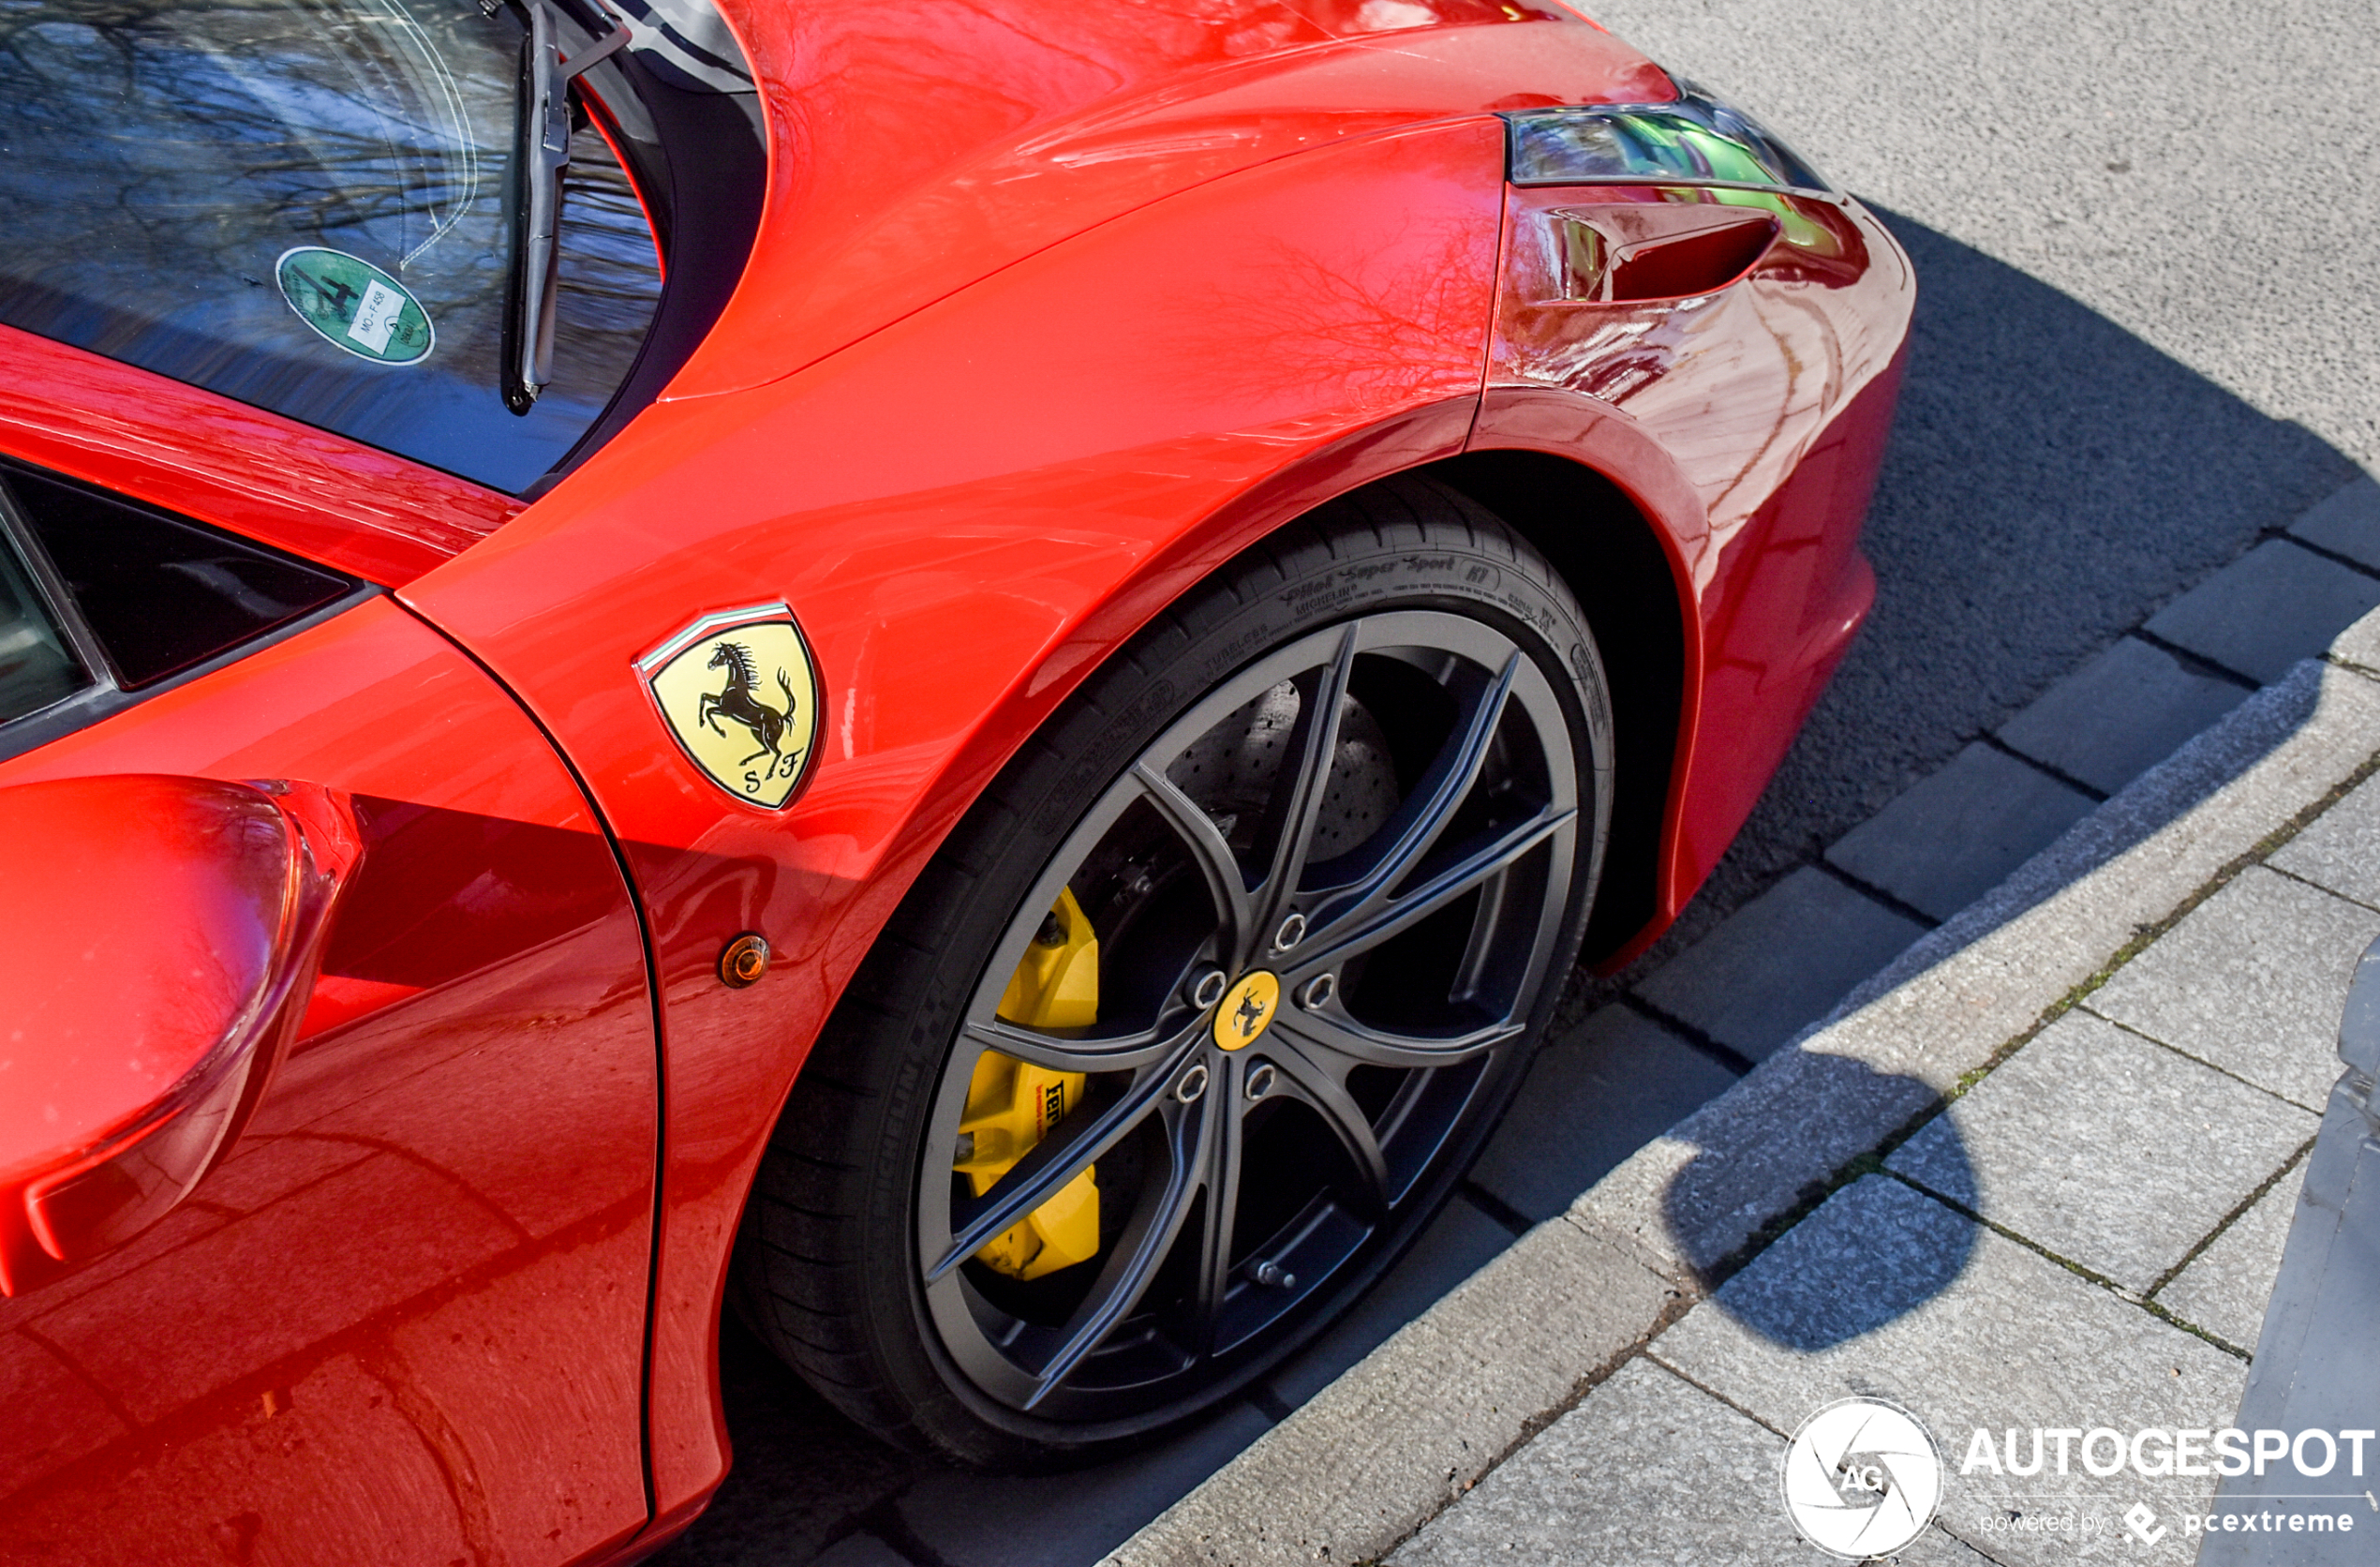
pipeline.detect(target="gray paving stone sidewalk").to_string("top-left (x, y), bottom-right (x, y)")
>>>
top-left (1323, 662), bottom-right (2380, 1561)
top-left (1883, 1011), bottom-right (2313, 1295)
top-left (1389, 757), bottom-right (2378, 1562)
top-left (1358, 664), bottom-right (2380, 1563)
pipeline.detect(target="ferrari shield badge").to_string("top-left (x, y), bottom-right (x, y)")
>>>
top-left (638, 604), bottom-right (822, 809)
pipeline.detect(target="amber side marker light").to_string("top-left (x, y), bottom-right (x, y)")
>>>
top-left (720, 932), bottom-right (771, 987)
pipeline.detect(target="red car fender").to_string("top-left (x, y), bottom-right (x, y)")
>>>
top-left (1480, 183), bottom-right (1914, 941)
top-left (407, 117), bottom-right (1516, 1515)
top-left (675, 7), bottom-right (1672, 399)
top-left (1464, 382), bottom-right (1715, 951)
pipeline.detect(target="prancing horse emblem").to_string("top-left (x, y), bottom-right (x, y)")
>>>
top-left (700, 641), bottom-right (796, 769)
top-left (1212, 971), bottom-right (1281, 1051)
top-left (638, 604), bottom-right (822, 810)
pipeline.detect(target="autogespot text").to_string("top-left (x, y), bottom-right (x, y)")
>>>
top-left (1962, 1426), bottom-right (2377, 1480)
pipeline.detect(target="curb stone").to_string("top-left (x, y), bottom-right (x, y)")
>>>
top-left (1105, 621), bottom-right (2380, 1567)
top-left (1577, 655), bottom-right (2380, 1283)
top-left (1104, 1218), bottom-right (1673, 1566)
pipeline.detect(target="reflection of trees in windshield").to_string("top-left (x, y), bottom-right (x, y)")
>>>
top-left (0, 0), bottom-right (661, 494)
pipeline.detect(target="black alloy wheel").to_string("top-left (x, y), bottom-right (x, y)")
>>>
top-left (736, 477), bottom-right (1615, 1468)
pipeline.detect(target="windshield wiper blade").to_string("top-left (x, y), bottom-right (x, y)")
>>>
top-left (501, 0), bottom-right (628, 415)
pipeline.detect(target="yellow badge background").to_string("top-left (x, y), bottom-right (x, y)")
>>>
top-left (647, 619), bottom-right (819, 808)
top-left (1212, 971), bottom-right (1281, 1051)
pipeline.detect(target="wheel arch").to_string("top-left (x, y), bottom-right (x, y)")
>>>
top-left (1421, 447), bottom-right (1692, 966)
top-left (861, 399), bottom-right (1709, 1020)
top-left (736, 452), bottom-right (1643, 1466)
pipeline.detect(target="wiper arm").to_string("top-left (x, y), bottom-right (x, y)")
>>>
top-left (501, 0), bottom-right (629, 415)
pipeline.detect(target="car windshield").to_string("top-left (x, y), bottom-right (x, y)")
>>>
top-left (0, 0), bottom-right (666, 494)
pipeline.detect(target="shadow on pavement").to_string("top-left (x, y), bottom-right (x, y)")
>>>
top-left (1662, 641), bottom-right (2343, 1343)
top-left (658, 208), bottom-right (2362, 1567)
top-left (1664, 1060), bottom-right (1978, 1350)
top-left (651, 1307), bottom-right (1280, 1567)
top-left (1695, 1162), bottom-right (1982, 1354)
top-left (646, 1321), bottom-right (915, 1567)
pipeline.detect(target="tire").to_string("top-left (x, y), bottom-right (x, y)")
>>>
top-left (733, 474), bottom-right (1615, 1469)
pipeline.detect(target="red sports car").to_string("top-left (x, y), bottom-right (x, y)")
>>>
top-left (0, 0), bottom-right (1910, 1560)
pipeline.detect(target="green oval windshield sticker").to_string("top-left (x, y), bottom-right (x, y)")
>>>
top-left (275, 247), bottom-right (434, 366)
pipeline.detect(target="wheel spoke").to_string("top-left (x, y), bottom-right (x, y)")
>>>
top-left (958, 1013), bottom-right (1186, 1076)
top-left (1022, 1089), bottom-right (1212, 1407)
top-left (1271, 1004), bottom-right (1523, 1072)
top-left (930, 1046), bottom-right (1188, 1281)
top-left (1257, 1044), bottom-right (1389, 1215)
top-left (1313, 649), bottom-right (1520, 913)
top-left (1253, 623), bottom-right (1360, 932)
top-left (1191, 1059), bottom-right (1245, 1350)
top-left (1133, 762), bottom-right (1254, 952)
top-left (1450, 866), bottom-right (1508, 1006)
top-left (1297, 805), bottom-right (1571, 975)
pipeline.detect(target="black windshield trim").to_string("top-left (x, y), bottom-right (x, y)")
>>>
top-left (525, 21), bottom-right (765, 494)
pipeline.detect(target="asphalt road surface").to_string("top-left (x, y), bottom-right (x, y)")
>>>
top-left (1592, 0), bottom-right (2377, 954)
top-left (659, 4), bottom-right (2380, 1562)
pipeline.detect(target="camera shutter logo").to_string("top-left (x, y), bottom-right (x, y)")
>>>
top-left (1780, 1397), bottom-right (1942, 1558)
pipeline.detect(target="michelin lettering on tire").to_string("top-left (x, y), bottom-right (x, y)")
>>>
top-left (1780, 1396), bottom-right (1943, 1558)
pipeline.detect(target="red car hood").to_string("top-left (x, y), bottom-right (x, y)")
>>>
top-left (672, 0), bottom-right (1671, 398)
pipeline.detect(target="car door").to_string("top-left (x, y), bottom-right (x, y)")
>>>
top-left (0, 361), bottom-right (660, 1564)
top-left (0, 0), bottom-right (716, 1552)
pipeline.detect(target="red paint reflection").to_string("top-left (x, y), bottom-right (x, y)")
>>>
top-left (0, 604), bottom-right (655, 1566)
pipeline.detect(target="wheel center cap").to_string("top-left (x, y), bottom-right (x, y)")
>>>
top-left (1212, 971), bottom-right (1281, 1051)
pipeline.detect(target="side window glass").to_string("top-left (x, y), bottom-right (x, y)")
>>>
top-left (0, 528), bottom-right (88, 726)
top-left (5, 466), bottom-right (353, 689)
top-left (0, 461), bottom-right (363, 757)
top-left (0, 0), bottom-right (664, 495)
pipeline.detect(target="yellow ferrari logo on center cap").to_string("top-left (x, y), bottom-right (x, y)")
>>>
top-left (638, 603), bottom-right (822, 810)
top-left (1213, 971), bottom-right (1280, 1051)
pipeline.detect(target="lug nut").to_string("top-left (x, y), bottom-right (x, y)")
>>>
top-left (1245, 1063), bottom-right (1276, 1100)
top-left (1191, 969), bottom-right (1228, 1008)
top-left (1176, 1063), bottom-right (1210, 1104)
top-left (1298, 973), bottom-right (1335, 1009)
top-left (1272, 912), bottom-right (1306, 951)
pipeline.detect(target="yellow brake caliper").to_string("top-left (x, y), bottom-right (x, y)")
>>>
top-left (954, 887), bottom-right (1102, 1279)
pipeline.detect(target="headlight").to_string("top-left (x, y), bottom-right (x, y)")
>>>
top-left (1502, 81), bottom-right (1831, 196)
